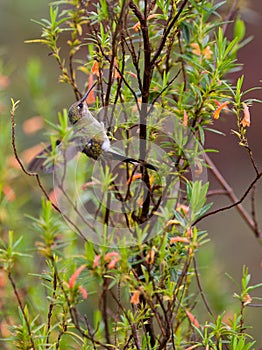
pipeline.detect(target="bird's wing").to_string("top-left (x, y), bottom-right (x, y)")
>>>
top-left (27, 137), bottom-right (81, 173)
top-left (71, 116), bottom-right (110, 152)
top-left (28, 140), bottom-right (61, 173)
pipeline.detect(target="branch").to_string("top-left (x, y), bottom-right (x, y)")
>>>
top-left (8, 272), bottom-right (36, 350)
top-left (105, 0), bottom-right (127, 107)
top-left (194, 154), bottom-right (262, 240)
top-left (151, 0), bottom-right (189, 66)
top-left (193, 256), bottom-right (214, 317)
top-left (251, 185), bottom-right (259, 235)
top-left (222, 0), bottom-right (240, 35)
top-left (148, 69), bottom-right (182, 113)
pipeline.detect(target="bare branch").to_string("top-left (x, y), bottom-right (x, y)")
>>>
top-left (194, 154), bottom-right (262, 240)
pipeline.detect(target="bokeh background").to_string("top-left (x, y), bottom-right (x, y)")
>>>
top-left (0, 0), bottom-right (261, 346)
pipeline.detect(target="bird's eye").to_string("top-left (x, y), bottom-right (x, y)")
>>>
top-left (77, 102), bottom-right (83, 110)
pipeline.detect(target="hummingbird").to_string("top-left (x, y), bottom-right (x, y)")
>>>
top-left (28, 84), bottom-right (156, 173)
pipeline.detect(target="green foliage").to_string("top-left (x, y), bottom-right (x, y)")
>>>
top-left (0, 231), bottom-right (30, 271)
top-left (2, 0), bottom-right (261, 349)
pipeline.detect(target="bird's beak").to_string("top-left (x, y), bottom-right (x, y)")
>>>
top-left (80, 81), bottom-right (97, 103)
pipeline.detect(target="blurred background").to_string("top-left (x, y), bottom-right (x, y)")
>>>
top-left (0, 0), bottom-right (261, 346)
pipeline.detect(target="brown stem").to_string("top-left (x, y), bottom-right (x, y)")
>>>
top-left (194, 154), bottom-right (262, 239)
top-left (109, 290), bottom-right (141, 349)
top-left (222, 0), bottom-right (240, 35)
top-left (178, 30), bottom-right (187, 92)
top-left (69, 53), bottom-right (81, 100)
top-left (100, 277), bottom-right (111, 345)
top-left (46, 269), bottom-right (57, 347)
top-left (251, 185), bottom-right (259, 234)
top-left (8, 272), bottom-right (36, 349)
top-left (193, 256), bottom-right (214, 317)
top-left (151, 0), bottom-right (189, 66)
top-left (129, 0), bottom-right (154, 221)
top-left (105, 0), bottom-right (127, 107)
top-left (207, 189), bottom-right (229, 197)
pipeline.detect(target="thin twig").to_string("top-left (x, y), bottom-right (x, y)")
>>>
top-left (148, 69), bottom-right (182, 113)
top-left (178, 30), bottom-right (187, 92)
top-left (8, 272), bottom-right (36, 350)
top-left (69, 53), bottom-right (81, 100)
top-left (194, 154), bottom-right (262, 239)
top-left (109, 289), bottom-right (141, 349)
top-left (251, 185), bottom-right (259, 235)
top-left (222, 0), bottom-right (240, 35)
top-left (207, 189), bottom-right (229, 197)
top-left (46, 268), bottom-right (57, 347)
top-left (151, 0), bottom-right (189, 66)
top-left (246, 146), bottom-right (260, 176)
top-left (193, 256), bottom-right (214, 317)
top-left (99, 277), bottom-right (112, 346)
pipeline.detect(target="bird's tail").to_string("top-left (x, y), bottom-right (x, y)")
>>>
top-left (107, 151), bottom-right (157, 171)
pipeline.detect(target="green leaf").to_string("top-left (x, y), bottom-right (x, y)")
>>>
top-left (187, 181), bottom-right (209, 221)
top-left (234, 17), bottom-right (246, 42)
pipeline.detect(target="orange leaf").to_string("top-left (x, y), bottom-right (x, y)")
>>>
top-left (93, 254), bottom-right (101, 268)
top-left (113, 57), bottom-right (121, 79)
top-left (241, 102), bottom-right (251, 127)
top-left (133, 21), bottom-right (141, 32)
top-left (145, 247), bottom-right (156, 264)
top-left (202, 45), bottom-right (213, 59)
top-left (166, 219), bottom-right (180, 226)
top-left (104, 251), bottom-right (120, 261)
top-left (78, 285), bottom-right (88, 299)
top-left (69, 264), bottom-right (86, 289)
top-left (186, 309), bottom-right (200, 328)
top-left (107, 258), bottom-right (120, 269)
top-left (243, 293), bottom-right (252, 306)
top-left (191, 43), bottom-right (201, 56)
top-left (130, 290), bottom-right (141, 305)
top-left (170, 236), bottom-right (190, 244)
top-left (183, 110), bottom-right (188, 127)
top-left (104, 252), bottom-right (121, 269)
top-left (127, 173), bottom-right (142, 185)
top-left (91, 60), bottom-right (100, 77)
top-left (213, 101), bottom-right (230, 120)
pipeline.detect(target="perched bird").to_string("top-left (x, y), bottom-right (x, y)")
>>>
top-left (28, 84), bottom-right (156, 173)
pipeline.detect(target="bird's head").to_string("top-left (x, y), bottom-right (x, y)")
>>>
top-left (68, 99), bottom-right (87, 124)
top-left (68, 82), bottom-right (97, 125)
